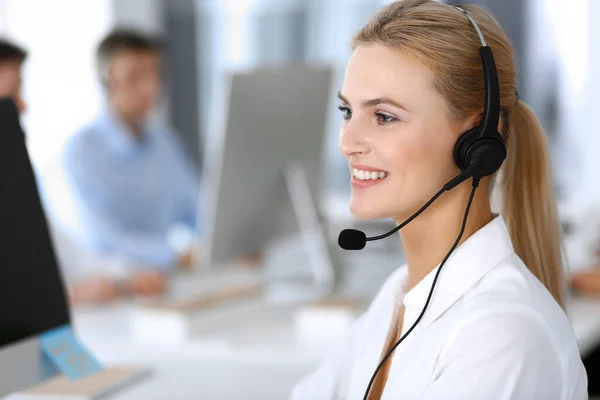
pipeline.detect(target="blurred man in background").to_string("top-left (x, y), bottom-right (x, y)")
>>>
top-left (63, 29), bottom-right (199, 299)
top-left (0, 39), bottom-right (27, 113)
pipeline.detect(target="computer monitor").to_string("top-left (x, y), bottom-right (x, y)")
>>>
top-left (202, 63), bottom-right (340, 291)
top-left (0, 98), bottom-right (71, 396)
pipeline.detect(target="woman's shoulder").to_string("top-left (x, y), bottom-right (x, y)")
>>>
top-left (462, 254), bottom-right (569, 329)
top-left (466, 254), bottom-right (562, 310)
top-left (454, 253), bottom-right (582, 366)
top-left (432, 297), bottom-right (586, 400)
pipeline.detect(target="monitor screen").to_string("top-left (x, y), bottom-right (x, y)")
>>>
top-left (0, 98), bottom-right (70, 348)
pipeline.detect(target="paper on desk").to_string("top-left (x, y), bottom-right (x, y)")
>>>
top-left (39, 325), bottom-right (103, 380)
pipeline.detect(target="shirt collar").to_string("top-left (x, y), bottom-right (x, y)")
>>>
top-left (97, 108), bottom-right (155, 155)
top-left (400, 214), bottom-right (515, 328)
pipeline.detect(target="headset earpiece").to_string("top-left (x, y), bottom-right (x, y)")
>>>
top-left (452, 7), bottom-right (507, 180)
top-left (454, 127), bottom-right (506, 177)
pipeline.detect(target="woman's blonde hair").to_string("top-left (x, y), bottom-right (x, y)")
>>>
top-left (352, 0), bottom-right (565, 308)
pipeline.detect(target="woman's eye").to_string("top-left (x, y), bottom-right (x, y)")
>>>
top-left (375, 112), bottom-right (399, 125)
top-left (338, 105), bottom-right (351, 120)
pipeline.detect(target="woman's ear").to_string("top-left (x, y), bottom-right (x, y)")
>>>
top-left (458, 110), bottom-right (483, 134)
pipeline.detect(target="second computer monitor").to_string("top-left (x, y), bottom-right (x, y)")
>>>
top-left (203, 63), bottom-right (335, 282)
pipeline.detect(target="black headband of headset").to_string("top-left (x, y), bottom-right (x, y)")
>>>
top-left (455, 6), bottom-right (500, 139)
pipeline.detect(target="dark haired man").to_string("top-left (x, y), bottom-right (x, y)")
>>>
top-left (0, 38), bottom-right (27, 113)
top-left (63, 29), bottom-right (199, 300)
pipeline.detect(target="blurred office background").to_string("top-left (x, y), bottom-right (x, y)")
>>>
top-left (2, 0), bottom-right (597, 207)
top-left (0, 0), bottom-right (593, 211)
top-left (0, 0), bottom-right (599, 398)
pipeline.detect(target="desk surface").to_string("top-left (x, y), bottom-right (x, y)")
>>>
top-left (72, 301), bottom-right (320, 400)
top-left (70, 271), bottom-right (600, 400)
top-left (84, 346), bottom-right (312, 400)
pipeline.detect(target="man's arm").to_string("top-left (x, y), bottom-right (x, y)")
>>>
top-left (571, 267), bottom-right (600, 295)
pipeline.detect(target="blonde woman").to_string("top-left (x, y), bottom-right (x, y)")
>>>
top-left (291, 1), bottom-right (587, 399)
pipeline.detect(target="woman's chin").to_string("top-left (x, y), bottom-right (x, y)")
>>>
top-left (349, 202), bottom-right (388, 220)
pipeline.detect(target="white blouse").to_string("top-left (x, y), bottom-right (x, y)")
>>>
top-left (291, 216), bottom-right (588, 399)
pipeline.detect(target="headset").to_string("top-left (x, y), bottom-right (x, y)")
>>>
top-left (452, 7), bottom-right (506, 181)
top-left (336, 6), bottom-right (507, 400)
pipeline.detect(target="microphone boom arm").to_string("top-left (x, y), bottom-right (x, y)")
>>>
top-left (365, 160), bottom-right (481, 243)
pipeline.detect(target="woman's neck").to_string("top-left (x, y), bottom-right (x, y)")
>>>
top-left (396, 182), bottom-right (494, 291)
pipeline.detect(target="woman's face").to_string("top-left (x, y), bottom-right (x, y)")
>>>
top-left (338, 43), bottom-right (462, 221)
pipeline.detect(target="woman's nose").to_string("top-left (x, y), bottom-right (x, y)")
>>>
top-left (339, 121), bottom-right (371, 157)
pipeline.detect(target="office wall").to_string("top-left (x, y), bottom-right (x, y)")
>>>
top-left (590, 2), bottom-right (600, 155)
top-left (194, 0), bottom-right (261, 180)
top-left (111, 0), bottom-right (163, 32)
top-left (544, 0), bottom-right (592, 206)
top-left (581, 0), bottom-right (600, 202)
top-left (164, 0), bottom-right (201, 168)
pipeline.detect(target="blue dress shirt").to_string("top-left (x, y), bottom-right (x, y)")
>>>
top-left (63, 111), bottom-right (199, 268)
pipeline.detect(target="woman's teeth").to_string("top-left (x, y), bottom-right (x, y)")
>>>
top-left (353, 169), bottom-right (388, 181)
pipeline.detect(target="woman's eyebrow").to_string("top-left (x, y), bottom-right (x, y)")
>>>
top-left (337, 91), bottom-right (410, 112)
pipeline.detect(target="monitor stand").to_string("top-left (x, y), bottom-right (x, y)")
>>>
top-left (267, 162), bottom-right (342, 302)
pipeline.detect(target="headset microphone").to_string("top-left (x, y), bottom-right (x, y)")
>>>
top-left (338, 159), bottom-right (482, 250)
top-left (338, 229), bottom-right (367, 250)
